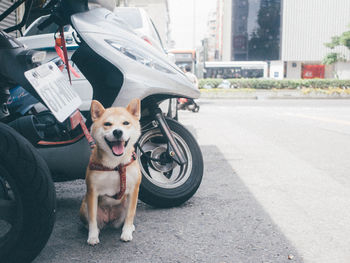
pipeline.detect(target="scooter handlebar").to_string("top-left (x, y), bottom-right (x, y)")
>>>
top-left (37, 0), bottom-right (89, 30)
top-left (37, 15), bottom-right (55, 31)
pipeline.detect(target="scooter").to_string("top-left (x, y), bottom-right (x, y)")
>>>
top-left (0, 0), bottom-right (203, 261)
top-left (177, 98), bottom-right (200, 112)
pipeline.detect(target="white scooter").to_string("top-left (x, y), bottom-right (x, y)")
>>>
top-left (4, 0), bottom-right (204, 207)
top-left (0, 0), bottom-right (203, 261)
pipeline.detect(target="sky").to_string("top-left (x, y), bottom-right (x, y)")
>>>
top-left (168, 0), bottom-right (217, 49)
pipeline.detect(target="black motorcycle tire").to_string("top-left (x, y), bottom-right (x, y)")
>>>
top-left (192, 105), bottom-right (200, 113)
top-left (0, 123), bottom-right (56, 263)
top-left (138, 118), bottom-right (203, 208)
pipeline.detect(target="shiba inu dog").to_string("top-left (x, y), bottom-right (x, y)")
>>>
top-left (79, 99), bottom-right (141, 245)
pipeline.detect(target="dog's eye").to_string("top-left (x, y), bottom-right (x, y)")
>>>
top-left (104, 122), bottom-right (112, 127)
top-left (123, 121), bottom-right (130, 125)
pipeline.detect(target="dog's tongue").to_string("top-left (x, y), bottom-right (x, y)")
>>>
top-left (112, 141), bottom-right (124, 156)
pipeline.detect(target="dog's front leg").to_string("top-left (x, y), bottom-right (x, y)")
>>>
top-left (87, 189), bottom-right (100, 245)
top-left (120, 177), bottom-right (140, 242)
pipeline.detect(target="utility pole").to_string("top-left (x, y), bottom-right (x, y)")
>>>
top-left (193, 0), bottom-right (196, 49)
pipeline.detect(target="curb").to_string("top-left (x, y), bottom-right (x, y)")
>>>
top-left (200, 91), bottom-right (350, 100)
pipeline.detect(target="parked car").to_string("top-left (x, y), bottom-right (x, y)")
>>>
top-left (114, 7), bottom-right (165, 52)
top-left (19, 7), bottom-right (166, 56)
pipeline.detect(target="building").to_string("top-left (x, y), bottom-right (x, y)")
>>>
top-left (218, 0), bottom-right (281, 62)
top-left (0, 0), bottom-right (26, 37)
top-left (201, 1), bottom-right (225, 62)
top-left (217, 0), bottom-right (350, 79)
top-left (214, 0), bottom-right (226, 61)
top-left (206, 10), bottom-right (217, 61)
top-left (279, 0), bottom-right (350, 79)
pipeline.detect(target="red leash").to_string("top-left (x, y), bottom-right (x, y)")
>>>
top-left (55, 26), bottom-right (80, 82)
top-left (59, 26), bottom-right (72, 84)
top-left (70, 110), bottom-right (96, 149)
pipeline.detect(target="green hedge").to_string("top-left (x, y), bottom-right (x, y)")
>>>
top-left (199, 78), bottom-right (350, 89)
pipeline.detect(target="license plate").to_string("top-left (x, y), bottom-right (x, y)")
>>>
top-left (25, 62), bottom-right (82, 122)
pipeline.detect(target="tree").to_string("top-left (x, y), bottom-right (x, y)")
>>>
top-left (323, 25), bottom-right (350, 65)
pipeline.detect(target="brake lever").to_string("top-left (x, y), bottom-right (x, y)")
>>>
top-left (42, 0), bottom-right (58, 9)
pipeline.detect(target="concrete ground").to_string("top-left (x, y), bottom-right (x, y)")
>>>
top-left (182, 99), bottom-right (350, 263)
top-left (34, 99), bottom-right (350, 263)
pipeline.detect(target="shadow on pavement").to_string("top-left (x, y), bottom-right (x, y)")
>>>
top-left (34, 145), bottom-right (302, 263)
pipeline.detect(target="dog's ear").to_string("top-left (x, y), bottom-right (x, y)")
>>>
top-left (91, 100), bottom-right (105, 122)
top-left (126, 98), bottom-right (141, 120)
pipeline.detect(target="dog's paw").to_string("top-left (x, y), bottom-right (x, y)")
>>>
top-left (120, 224), bottom-right (135, 242)
top-left (87, 235), bottom-right (100, 246)
top-left (120, 231), bottom-right (133, 242)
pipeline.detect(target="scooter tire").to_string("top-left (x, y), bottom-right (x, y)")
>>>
top-left (0, 123), bottom-right (56, 263)
top-left (138, 118), bottom-right (203, 208)
top-left (192, 105), bottom-right (200, 113)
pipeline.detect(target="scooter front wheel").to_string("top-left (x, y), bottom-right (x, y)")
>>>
top-left (137, 118), bottom-right (203, 208)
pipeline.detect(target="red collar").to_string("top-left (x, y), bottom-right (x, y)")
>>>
top-left (89, 152), bottom-right (137, 200)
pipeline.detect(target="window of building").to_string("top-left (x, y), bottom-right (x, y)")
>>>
top-left (231, 0), bottom-right (281, 61)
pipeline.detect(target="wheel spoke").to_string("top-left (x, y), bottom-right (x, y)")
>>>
top-left (0, 199), bottom-right (16, 223)
top-left (148, 168), bottom-right (170, 184)
top-left (167, 165), bottom-right (182, 183)
top-left (140, 141), bottom-right (165, 153)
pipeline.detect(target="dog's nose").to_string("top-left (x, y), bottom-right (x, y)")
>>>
top-left (113, 129), bottom-right (123, 139)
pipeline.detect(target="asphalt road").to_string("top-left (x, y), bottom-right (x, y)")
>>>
top-left (34, 99), bottom-right (350, 263)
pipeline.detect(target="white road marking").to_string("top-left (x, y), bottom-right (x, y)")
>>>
top-left (284, 112), bottom-right (350, 126)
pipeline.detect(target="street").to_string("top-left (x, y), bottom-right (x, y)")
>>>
top-left (34, 99), bottom-right (350, 263)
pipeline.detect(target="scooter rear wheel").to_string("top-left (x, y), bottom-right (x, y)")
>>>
top-left (192, 105), bottom-right (200, 112)
top-left (137, 118), bottom-right (203, 208)
top-left (0, 123), bottom-right (56, 263)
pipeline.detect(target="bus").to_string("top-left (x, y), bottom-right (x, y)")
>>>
top-left (204, 61), bottom-right (268, 79)
top-left (169, 49), bottom-right (197, 73)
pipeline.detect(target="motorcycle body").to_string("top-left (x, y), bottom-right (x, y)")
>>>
top-left (36, 4), bottom-right (203, 207)
top-left (3, 1), bottom-right (204, 206)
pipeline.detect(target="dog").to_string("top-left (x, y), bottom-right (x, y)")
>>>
top-left (79, 99), bottom-right (141, 245)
